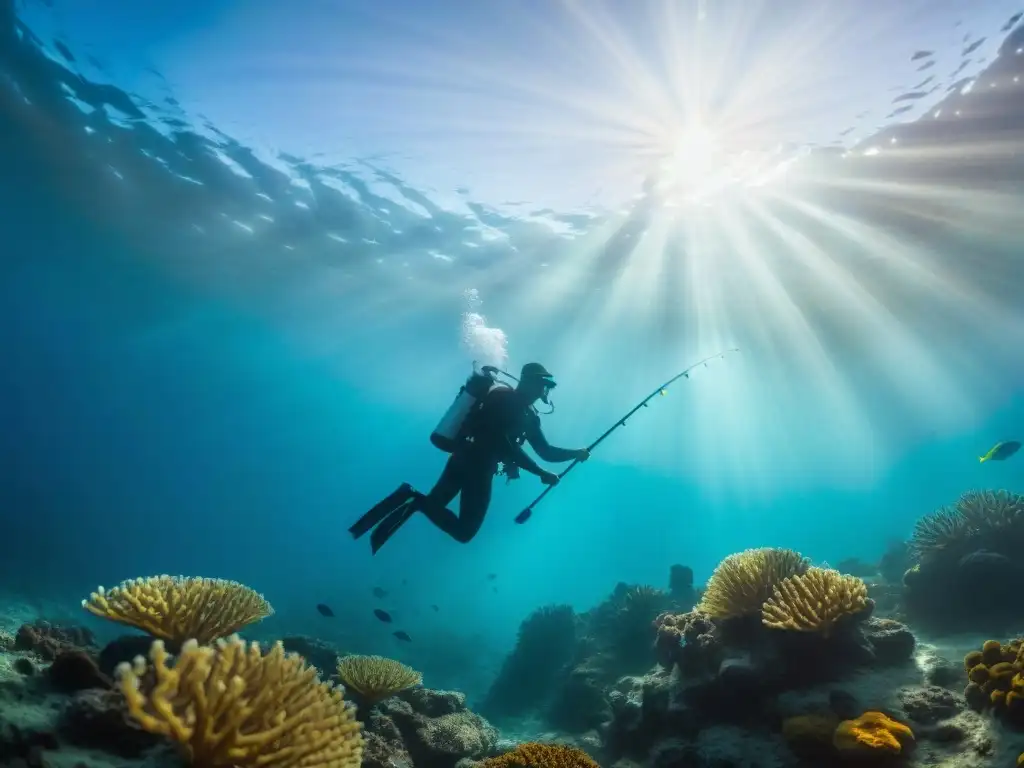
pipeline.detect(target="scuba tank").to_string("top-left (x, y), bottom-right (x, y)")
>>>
top-left (430, 364), bottom-right (504, 453)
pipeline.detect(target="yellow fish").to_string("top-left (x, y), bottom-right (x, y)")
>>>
top-left (979, 440), bottom-right (1020, 463)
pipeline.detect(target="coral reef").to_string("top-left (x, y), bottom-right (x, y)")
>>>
top-left (281, 635), bottom-right (343, 676)
top-left (336, 654), bottom-right (423, 717)
top-left (117, 635), bottom-right (363, 768)
top-left (962, 638), bottom-right (1024, 723)
top-left (82, 575), bottom-right (274, 644)
top-left (117, 638), bottom-right (364, 768)
top-left (478, 742), bottom-right (598, 767)
top-left (14, 621), bottom-right (96, 660)
top-left (480, 605), bottom-right (577, 722)
top-left (577, 584), bottom-right (675, 681)
top-left (0, 614), bottom-right (511, 768)
top-left (761, 567), bottom-right (869, 635)
top-left (362, 686), bottom-right (499, 768)
top-left (697, 547), bottom-right (809, 619)
top-left (485, 565), bottom-right (699, 736)
top-left (904, 490), bottom-right (1024, 632)
top-left (668, 564), bottom-right (697, 608)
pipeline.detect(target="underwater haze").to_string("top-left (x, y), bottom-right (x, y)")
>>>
top-left (3, 0), bottom-right (1024, 704)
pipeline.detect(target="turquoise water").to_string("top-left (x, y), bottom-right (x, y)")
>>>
top-left (3, 0), bottom-right (1024, 701)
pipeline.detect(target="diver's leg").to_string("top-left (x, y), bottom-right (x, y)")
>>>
top-left (453, 461), bottom-right (494, 543)
top-left (349, 482), bottom-right (416, 540)
top-left (420, 457), bottom-right (494, 543)
top-left (367, 456), bottom-right (463, 554)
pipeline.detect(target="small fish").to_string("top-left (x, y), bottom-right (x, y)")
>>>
top-left (372, 587), bottom-right (388, 599)
top-left (487, 573), bottom-right (497, 581)
top-left (316, 603), bottom-right (334, 617)
top-left (430, 604), bottom-right (440, 612)
top-left (393, 631), bottom-right (412, 642)
top-left (373, 609), bottom-right (393, 623)
top-left (979, 440), bottom-right (1021, 463)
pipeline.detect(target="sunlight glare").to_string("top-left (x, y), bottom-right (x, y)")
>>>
top-left (672, 122), bottom-right (720, 184)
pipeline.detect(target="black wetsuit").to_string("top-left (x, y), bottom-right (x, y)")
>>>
top-left (351, 386), bottom-right (577, 552)
top-left (418, 387), bottom-right (577, 542)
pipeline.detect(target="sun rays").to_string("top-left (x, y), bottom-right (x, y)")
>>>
top-left (139, 0), bottom-right (1024, 486)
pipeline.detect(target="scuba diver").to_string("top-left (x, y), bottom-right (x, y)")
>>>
top-left (349, 362), bottom-right (589, 554)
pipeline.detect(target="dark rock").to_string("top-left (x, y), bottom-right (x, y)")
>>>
top-left (548, 670), bottom-right (611, 733)
top-left (14, 622), bottom-right (95, 661)
top-left (716, 655), bottom-right (760, 694)
top-left (414, 711), bottom-right (497, 762)
top-left (57, 689), bottom-right (161, 758)
top-left (370, 688), bottom-right (496, 768)
top-left (12, 658), bottom-right (35, 677)
top-left (649, 738), bottom-right (696, 768)
top-left (668, 565), bottom-right (697, 609)
top-left (98, 635), bottom-right (161, 678)
top-left (899, 686), bottom-right (963, 725)
top-left (399, 687), bottom-right (466, 717)
top-left (829, 690), bottom-right (861, 721)
top-left (924, 658), bottom-right (961, 688)
top-left (48, 650), bottom-right (110, 693)
top-left (280, 636), bottom-right (342, 676)
top-left (925, 722), bottom-right (966, 742)
top-left (362, 730), bottom-right (413, 768)
top-left (863, 618), bottom-right (915, 665)
top-left (964, 682), bottom-right (988, 712)
top-left (25, 745), bottom-right (44, 768)
top-left (957, 549), bottom-right (1015, 579)
top-left (362, 712), bottom-right (413, 768)
top-left (0, 719), bottom-right (59, 761)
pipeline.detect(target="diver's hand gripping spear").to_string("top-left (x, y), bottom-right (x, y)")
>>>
top-left (513, 349), bottom-right (739, 525)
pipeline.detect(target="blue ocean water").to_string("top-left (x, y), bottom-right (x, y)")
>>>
top-left (2, 0), bottom-right (1024, 705)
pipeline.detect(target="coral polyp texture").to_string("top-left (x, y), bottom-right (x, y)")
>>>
top-left (697, 547), bottom-right (809, 619)
top-left (963, 637), bottom-right (1024, 723)
top-left (335, 654), bottom-right (423, 705)
top-left (911, 489), bottom-right (1024, 564)
top-left (117, 635), bottom-right (363, 768)
top-left (833, 711), bottom-right (915, 757)
top-left (478, 742), bottom-right (598, 768)
top-left (82, 575), bottom-right (273, 644)
top-left (761, 567), bottom-right (870, 635)
top-left (909, 505), bottom-right (970, 562)
top-left (904, 488), bottom-right (1024, 632)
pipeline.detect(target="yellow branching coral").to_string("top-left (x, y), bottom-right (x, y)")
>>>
top-left (82, 575), bottom-right (273, 645)
top-left (479, 742), bottom-right (598, 768)
top-left (761, 567), bottom-right (869, 636)
top-left (697, 548), bottom-right (809, 619)
top-left (834, 711), bottom-right (914, 757)
top-left (117, 635), bottom-right (363, 768)
top-left (335, 654), bottom-right (422, 705)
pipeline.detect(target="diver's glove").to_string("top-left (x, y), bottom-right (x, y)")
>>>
top-left (539, 470), bottom-right (560, 486)
top-left (573, 448), bottom-right (590, 462)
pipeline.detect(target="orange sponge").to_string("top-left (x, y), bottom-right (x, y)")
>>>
top-left (834, 711), bottom-right (914, 757)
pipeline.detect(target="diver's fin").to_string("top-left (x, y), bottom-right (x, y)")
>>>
top-left (350, 483), bottom-right (417, 540)
top-left (979, 455), bottom-right (988, 464)
top-left (370, 499), bottom-right (420, 555)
